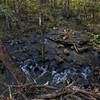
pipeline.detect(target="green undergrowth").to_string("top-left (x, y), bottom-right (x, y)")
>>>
top-left (89, 32), bottom-right (100, 48)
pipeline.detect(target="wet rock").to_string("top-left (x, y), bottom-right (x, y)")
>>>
top-left (45, 48), bottom-right (48, 53)
top-left (70, 46), bottom-right (74, 50)
top-left (36, 71), bottom-right (51, 85)
top-left (10, 40), bottom-right (15, 46)
top-left (52, 72), bottom-right (67, 84)
top-left (64, 49), bottom-right (70, 55)
top-left (55, 56), bottom-right (64, 64)
top-left (56, 50), bottom-right (63, 55)
top-left (23, 59), bottom-right (35, 71)
top-left (94, 66), bottom-right (100, 77)
top-left (45, 54), bottom-right (55, 62)
top-left (78, 46), bottom-right (89, 53)
top-left (45, 56), bottom-right (50, 62)
top-left (50, 60), bottom-right (57, 68)
top-left (17, 40), bottom-right (25, 45)
top-left (34, 67), bottom-right (43, 74)
top-left (21, 47), bottom-right (29, 53)
top-left (77, 39), bottom-right (89, 46)
top-left (74, 64), bottom-right (82, 69)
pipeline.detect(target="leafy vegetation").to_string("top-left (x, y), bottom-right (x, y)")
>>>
top-left (89, 32), bottom-right (100, 48)
top-left (0, 0), bottom-right (99, 60)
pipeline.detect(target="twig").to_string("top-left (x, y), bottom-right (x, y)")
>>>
top-left (0, 81), bottom-right (99, 100)
top-left (0, 82), bottom-right (57, 91)
top-left (63, 94), bottom-right (82, 100)
top-left (35, 82), bottom-right (74, 99)
top-left (36, 90), bottom-right (69, 99)
top-left (73, 43), bottom-right (79, 53)
top-left (8, 86), bottom-right (13, 100)
top-left (10, 84), bottom-right (58, 90)
top-left (76, 92), bottom-right (97, 100)
top-left (72, 86), bottom-right (100, 99)
top-left (12, 92), bottom-right (28, 100)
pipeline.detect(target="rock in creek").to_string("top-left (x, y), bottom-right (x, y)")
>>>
top-left (70, 46), bottom-right (74, 50)
top-left (78, 46), bottom-right (89, 53)
top-left (55, 56), bottom-right (64, 64)
top-left (77, 39), bottom-right (89, 46)
top-left (63, 49), bottom-right (70, 56)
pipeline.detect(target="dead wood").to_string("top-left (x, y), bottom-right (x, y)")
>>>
top-left (0, 41), bottom-right (26, 84)
top-left (0, 82), bottom-right (100, 100)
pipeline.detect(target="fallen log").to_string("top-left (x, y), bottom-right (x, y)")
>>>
top-left (0, 40), bottom-right (26, 84)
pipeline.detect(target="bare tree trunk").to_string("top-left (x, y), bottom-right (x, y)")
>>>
top-left (65, 0), bottom-right (71, 19)
top-left (67, 0), bottom-right (70, 17)
top-left (39, 0), bottom-right (45, 63)
top-left (13, 0), bottom-right (21, 29)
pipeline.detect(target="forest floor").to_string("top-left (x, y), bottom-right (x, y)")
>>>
top-left (0, 19), bottom-right (100, 99)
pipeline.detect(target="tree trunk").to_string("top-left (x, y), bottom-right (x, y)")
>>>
top-left (39, 0), bottom-right (45, 63)
top-left (65, 0), bottom-right (71, 19)
top-left (4, 0), bottom-right (10, 32)
top-left (13, 0), bottom-right (21, 29)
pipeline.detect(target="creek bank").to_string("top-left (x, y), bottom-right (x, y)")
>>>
top-left (1, 28), bottom-right (100, 87)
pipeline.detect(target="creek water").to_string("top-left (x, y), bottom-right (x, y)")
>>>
top-left (3, 32), bottom-right (99, 86)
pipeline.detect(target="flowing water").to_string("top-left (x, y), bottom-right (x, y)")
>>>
top-left (3, 32), bottom-right (99, 86)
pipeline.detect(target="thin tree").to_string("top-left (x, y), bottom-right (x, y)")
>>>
top-left (39, 0), bottom-right (46, 63)
top-left (65, 0), bottom-right (71, 19)
top-left (3, 0), bottom-right (10, 32)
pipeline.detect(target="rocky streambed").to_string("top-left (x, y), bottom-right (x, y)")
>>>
top-left (2, 28), bottom-right (100, 87)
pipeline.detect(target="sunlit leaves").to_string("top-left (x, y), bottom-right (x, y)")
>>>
top-left (90, 32), bottom-right (100, 47)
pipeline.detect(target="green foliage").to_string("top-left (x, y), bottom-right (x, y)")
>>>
top-left (0, 0), bottom-right (99, 33)
top-left (0, 3), bottom-right (12, 16)
top-left (90, 33), bottom-right (100, 45)
top-left (89, 32), bottom-right (100, 47)
top-left (0, 3), bottom-right (18, 31)
top-left (20, 0), bottom-right (40, 14)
